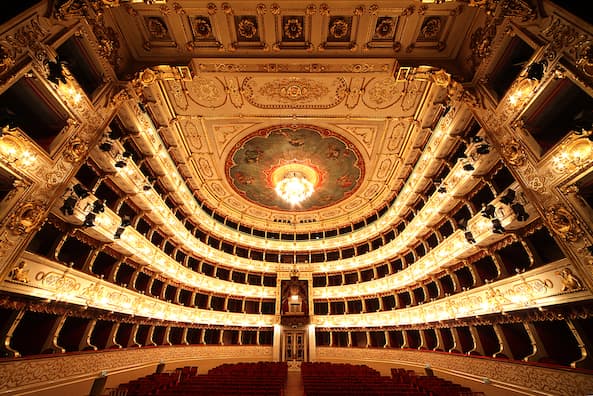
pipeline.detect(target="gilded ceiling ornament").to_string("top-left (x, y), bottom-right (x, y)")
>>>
top-left (374, 17), bottom-right (395, 39)
top-left (501, 138), bottom-right (527, 166)
top-left (556, 268), bottom-right (583, 292)
top-left (173, 3), bottom-right (185, 15)
top-left (420, 17), bottom-right (442, 40)
top-left (146, 17), bottom-right (169, 40)
top-left (368, 4), bottom-right (379, 15)
top-left (353, 6), bottom-right (364, 16)
top-left (470, 23), bottom-right (497, 63)
top-left (256, 4), bottom-right (267, 15)
top-left (499, 0), bottom-right (537, 21)
top-left (284, 18), bottom-right (303, 40)
top-left (192, 17), bottom-right (212, 39)
top-left (62, 138), bottom-right (88, 163)
top-left (7, 201), bottom-right (46, 235)
top-left (305, 4), bottom-right (316, 16)
top-left (0, 44), bottom-right (15, 76)
top-left (260, 78), bottom-right (329, 104)
top-left (8, 261), bottom-right (29, 283)
top-left (207, 3), bottom-right (217, 15)
top-left (329, 18), bottom-right (349, 39)
top-left (237, 18), bottom-right (257, 39)
top-left (319, 4), bottom-right (330, 16)
top-left (401, 6), bottom-right (415, 17)
top-left (138, 68), bottom-right (157, 86)
top-left (547, 205), bottom-right (583, 242)
top-left (431, 69), bottom-right (451, 87)
top-left (222, 3), bottom-right (233, 15)
top-left (576, 42), bottom-right (593, 78)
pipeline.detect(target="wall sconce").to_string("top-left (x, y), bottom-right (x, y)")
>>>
top-left (462, 158), bottom-right (475, 172)
top-left (508, 60), bottom-right (547, 106)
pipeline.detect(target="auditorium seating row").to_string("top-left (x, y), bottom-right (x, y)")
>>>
top-left (302, 362), bottom-right (428, 396)
top-left (302, 363), bottom-right (485, 396)
top-left (110, 362), bottom-right (287, 396)
top-left (391, 368), bottom-right (484, 396)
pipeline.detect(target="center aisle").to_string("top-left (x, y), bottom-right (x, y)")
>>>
top-left (285, 369), bottom-right (304, 396)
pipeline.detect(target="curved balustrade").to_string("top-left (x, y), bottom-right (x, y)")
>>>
top-left (110, 97), bottom-right (488, 249)
top-left (312, 258), bottom-right (589, 327)
top-left (3, 252), bottom-right (276, 327)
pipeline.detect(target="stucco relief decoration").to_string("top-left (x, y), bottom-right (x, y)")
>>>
top-left (373, 17), bottom-right (396, 40)
top-left (284, 18), bottom-right (304, 40)
top-left (556, 267), bottom-right (583, 292)
top-left (330, 18), bottom-right (349, 39)
top-left (146, 17), bottom-right (170, 40)
top-left (186, 77), bottom-right (226, 107)
top-left (237, 18), bottom-right (257, 39)
top-left (469, 22), bottom-right (497, 67)
top-left (542, 16), bottom-right (579, 61)
top-left (192, 17), bottom-right (213, 40)
top-left (243, 77), bottom-right (347, 109)
top-left (62, 138), bottom-right (88, 163)
top-left (576, 42), bottom-right (593, 78)
top-left (7, 201), bottom-right (46, 235)
top-left (419, 17), bottom-right (442, 41)
top-left (547, 205), bottom-right (583, 242)
top-left (501, 137), bottom-right (527, 166)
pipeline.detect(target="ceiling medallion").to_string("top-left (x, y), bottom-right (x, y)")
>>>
top-left (227, 125), bottom-right (364, 211)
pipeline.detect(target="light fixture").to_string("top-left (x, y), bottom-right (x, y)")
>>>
top-left (481, 204), bottom-right (496, 218)
top-left (508, 60), bottom-right (547, 106)
top-left (47, 58), bottom-right (68, 85)
top-left (271, 163), bottom-right (319, 206)
top-left (91, 199), bottom-right (105, 214)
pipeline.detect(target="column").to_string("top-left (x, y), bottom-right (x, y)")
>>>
top-left (308, 325), bottom-right (316, 361)
top-left (449, 327), bottom-right (462, 353)
top-left (79, 319), bottom-right (98, 351)
top-left (434, 328), bottom-right (445, 351)
top-left (567, 319), bottom-right (593, 369)
top-left (41, 315), bottom-right (66, 353)
top-left (103, 322), bottom-right (122, 349)
top-left (162, 326), bottom-right (172, 346)
top-left (418, 330), bottom-right (428, 350)
top-left (0, 309), bottom-right (25, 357)
top-left (347, 331), bottom-right (352, 347)
top-left (400, 330), bottom-right (410, 349)
top-left (523, 321), bottom-right (548, 362)
top-left (145, 326), bottom-right (157, 346)
top-left (492, 323), bottom-right (514, 359)
top-left (127, 324), bottom-right (142, 348)
top-left (180, 328), bottom-right (189, 345)
top-left (272, 324), bottom-right (282, 361)
top-left (384, 330), bottom-right (391, 348)
top-left (468, 325), bottom-right (486, 356)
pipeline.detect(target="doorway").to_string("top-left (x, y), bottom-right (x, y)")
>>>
top-left (284, 330), bottom-right (306, 362)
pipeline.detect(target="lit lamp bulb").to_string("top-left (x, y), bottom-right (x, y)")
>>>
top-left (275, 172), bottom-right (314, 205)
top-left (271, 163), bottom-right (319, 206)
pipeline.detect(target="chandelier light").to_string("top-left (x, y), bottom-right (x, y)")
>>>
top-left (275, 171), bottom-right (314, 205)
top-left (271, 163), bottom-right (319, 206)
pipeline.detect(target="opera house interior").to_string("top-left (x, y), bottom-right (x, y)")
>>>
top-left (2, 0), bottom-right (593, 395)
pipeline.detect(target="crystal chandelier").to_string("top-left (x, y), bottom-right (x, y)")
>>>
top-left (275, 171), bottom-right (314, 205)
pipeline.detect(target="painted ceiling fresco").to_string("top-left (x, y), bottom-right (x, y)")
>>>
top-left (227, 125), bottom-right (365, 211)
